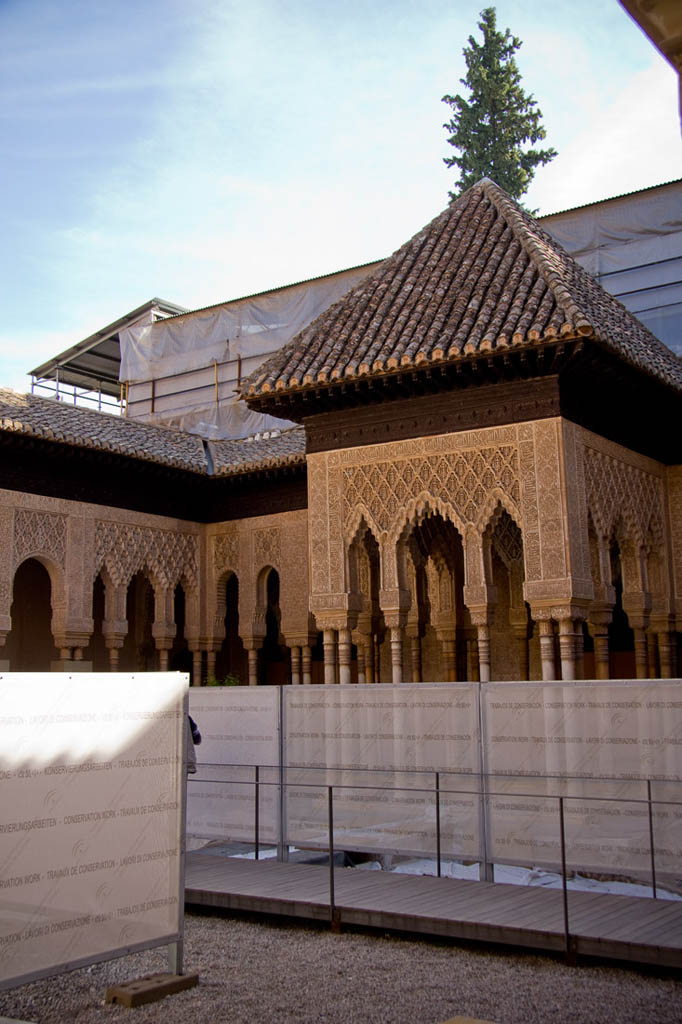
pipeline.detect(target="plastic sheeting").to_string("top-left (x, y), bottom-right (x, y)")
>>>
top-left (543, 184), bottom-right (682, 251)
top-left (119, 264), bottom-right (379, 384)
top-left (141, 395), bottom-right (294, 442)
top-left (541, 184), bottom-right (682, 277)
top-left (0, 672), bottom-right (186, 991)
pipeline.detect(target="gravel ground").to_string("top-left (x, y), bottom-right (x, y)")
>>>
top-left (1, 909), bottom-right (681, 1024)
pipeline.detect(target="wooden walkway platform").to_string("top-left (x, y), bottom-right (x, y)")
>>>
top-left (185, 853), bottom-right (682, 969)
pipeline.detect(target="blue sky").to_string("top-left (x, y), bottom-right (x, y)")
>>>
top-left (1, 0), bottom-right (680, 393)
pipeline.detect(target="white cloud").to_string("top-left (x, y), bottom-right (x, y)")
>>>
top-left (528, 60), bottom-right (682, 214)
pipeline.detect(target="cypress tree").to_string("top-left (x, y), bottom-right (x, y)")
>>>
top-left (442, 7), bottom-right (556, 203)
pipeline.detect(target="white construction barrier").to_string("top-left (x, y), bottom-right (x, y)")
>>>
top-left (187, 687), bottom-right (280, 843)
top-left (0, 672), bottom-right (187, 991)
top-left (481, 681), bottom-right (682, 876)
top-left (186, 680), bottom-right (682, 879)
top-left (282, 684), bottom-right (482, 859)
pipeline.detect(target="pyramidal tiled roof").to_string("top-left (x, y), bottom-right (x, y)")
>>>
top-left (244, 179), bottom-right (682, 400)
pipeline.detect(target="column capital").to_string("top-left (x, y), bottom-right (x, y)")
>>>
top-left (466, 604), bottom-right (493, 628)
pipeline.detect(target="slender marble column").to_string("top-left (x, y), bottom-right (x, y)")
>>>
top-left (389, 626), bottom-right (403, 684)
top-left (356, 639), bottom-right (367, 684)
top-left (247, 648), bottom-right (258, 686)
top-left (514, 628), bottom-right (529, 681)
top-left (338, 628), bottom-right (352, 684)
top-left (647, 633), bottom-right (658, 678)
top-left (477, 624), bottom-right (490, 682)
top-left (467, 638), bottom-right (480, 683)
top-left (302, 645), bottom-right (312, 685)
top-left (633, 628), bottom-right (648, 679)
top-left (291, 645), bottom-right (302, 685)
top-left (658, 632), bottom-right (673, 679)
top-left (410, 635), bottom-right (422, 683)
top-left (323, 628), bottom-right (337, 685)
top-left (538, 620), bottom-right (556, 681)
top-left (442, 638), bottom-right (456, 682)
top-left (558, 618), bottom-right (576, 681)
top-left (191, 648), bottom-right (202, 686)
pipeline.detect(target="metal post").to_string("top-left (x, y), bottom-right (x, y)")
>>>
top-left (169, 687), bottom-right (189, 976)
top-left (647, 779), bottom-right (658, 899)
top-left (277, 685), bottom-right (288, 861)
top-left (476, 682), bottom-right (493, 882)
top-left (559, 796), bottom-right (572, 961)
top-left (328, 785), bottom-right (337, 929)
top-left (168, 937), bottom-right (183, 976)
top-left (435, 772), bottom-right (441, 878)
top-left (254, 765), bottom-right (260, 861)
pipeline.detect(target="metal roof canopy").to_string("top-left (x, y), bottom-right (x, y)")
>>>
top-left (29, 298), bottom-right (187, 397)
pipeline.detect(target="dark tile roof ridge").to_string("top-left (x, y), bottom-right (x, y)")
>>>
top-left (242, 178), bottom-right (682, 400)
top-left (0, 389), bottom-right (311, 478)
top-left (0, 388), bottom-right (207, 473)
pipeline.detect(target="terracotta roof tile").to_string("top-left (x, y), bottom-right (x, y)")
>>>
top-left (0, 389), bottom-right (207, 471)
top-left (208, 427), bottom-right (306, 476)
top-left (0, 389), bottom-right (306, 477)
top-left (243, 179), bottom-right (682, 400)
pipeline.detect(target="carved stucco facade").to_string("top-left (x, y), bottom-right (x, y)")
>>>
top-left (0, 487), bottom-right (312, 685)
top-left (206, 509), bottom-right (313, 684)
top-left (0, 489), bottom-right (201, 666)
top-left (306, 416), bottom-right (678, 684)
top-left (0, 413), bottom-right (679, 684)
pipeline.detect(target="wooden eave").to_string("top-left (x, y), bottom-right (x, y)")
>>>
top-left (0, 432), bottom-right (308, 523)
top-left (245, 338), bottom-right (586, 421)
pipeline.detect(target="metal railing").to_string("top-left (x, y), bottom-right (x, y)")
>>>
top-left (189, 763), bottom-right (682, 950)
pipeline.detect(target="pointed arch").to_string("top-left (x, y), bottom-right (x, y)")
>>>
top-left (475, 488), bottom-right (522, 537)
top-left (215, 570), bottom-right (247, 684)
top-left (387, 491), bottom-right (466, 548)
top-left (119, 570), bottom-right (156, 671)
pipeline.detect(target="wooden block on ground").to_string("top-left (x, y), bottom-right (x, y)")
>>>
top-left (441, 1017), bottom-right (496, 1024)
top-left (105, 972), bottom-right (199, 1008)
